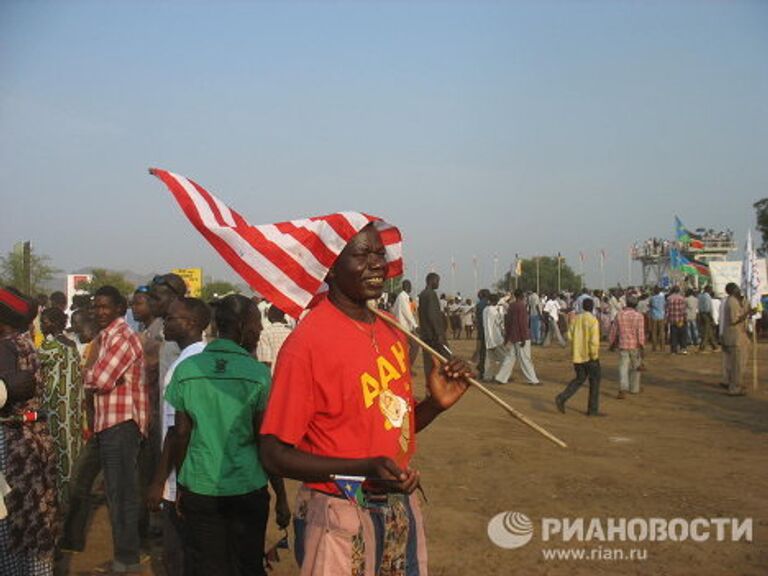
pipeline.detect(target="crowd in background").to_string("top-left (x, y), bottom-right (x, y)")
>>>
top-left (0, 271), bottom-right (764, 575)
top-left (0, 277), bottom-right (294, 576)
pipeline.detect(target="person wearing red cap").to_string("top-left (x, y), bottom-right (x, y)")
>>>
top-left (0, 286), bottom-right (58, 576)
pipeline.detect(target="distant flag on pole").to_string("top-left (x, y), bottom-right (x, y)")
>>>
top-left (599, 249), bottom-right (606, 263)
top-left (742, 230), bottom-right (762, 315)
top-left (150, 168), bottom-right (403, 319)
top-left (514, 254), bottom-right (522, 276)
top-left (579, 251), bottom-right (586, 263)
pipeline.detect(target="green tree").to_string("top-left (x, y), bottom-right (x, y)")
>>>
top-left (201, 280), bottom-right (239, 301)
top-left (81, 268), bottom-right (135, 296)
top-left (496, 256), bottom-right (581, 294)
top-left (754, 198), bottom-right (768, 256)
top-left (0, 244), bottom-right (59, 294)
top-left (384, 276), bottom-right (403, 297)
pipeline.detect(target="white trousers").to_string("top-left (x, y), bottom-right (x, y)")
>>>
top-left (495, 340), bottom-right (539, 384)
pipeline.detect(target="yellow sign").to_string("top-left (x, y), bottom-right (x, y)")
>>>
top-left (172, 268), bottom-right (203, 297)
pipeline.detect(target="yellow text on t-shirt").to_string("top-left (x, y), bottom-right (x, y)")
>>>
top-left (360, 341), bottom-right (409, 409)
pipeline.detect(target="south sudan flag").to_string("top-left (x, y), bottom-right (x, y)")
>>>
top-left (670, 248), bottom-right (710, 277)
top-left (675, 216), bottom-right (705, 250)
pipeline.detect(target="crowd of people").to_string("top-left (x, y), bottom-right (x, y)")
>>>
top-left (381, 278), bottom-right (762, 418)
top-left (0, 277), bottom-right (298, 576)
top-left (0, 227), bottom-right (762, 576)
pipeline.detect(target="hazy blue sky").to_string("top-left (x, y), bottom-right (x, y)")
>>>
top-left (2, 0), bottom-right (766, 295)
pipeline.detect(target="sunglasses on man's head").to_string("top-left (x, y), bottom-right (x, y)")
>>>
top-left (151, 275), bottom-right (184, 296)
top-left (135, 285), bottom-right (150, 294)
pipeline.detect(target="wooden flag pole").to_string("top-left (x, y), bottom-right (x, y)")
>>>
top-left (367, 304), bottom-right (568, 448)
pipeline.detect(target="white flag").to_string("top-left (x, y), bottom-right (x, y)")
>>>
top-left (742, 230), bottom-right (761, 315)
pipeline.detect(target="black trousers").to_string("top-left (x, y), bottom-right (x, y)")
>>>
top-left (476, 332), bottom-right (486, 375)
top-left (179, 486), bottom-right (270, 576)
top-left (669, 323), bottom-right (688, 353)
top-left (559, 360), bottom-right (601, 415)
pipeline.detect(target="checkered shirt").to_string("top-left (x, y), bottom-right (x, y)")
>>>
top-left (256, 322), bottom-right (293, 374)
top-left (84, 317), bottom-right (148, 435)
top-left (665, 293), bottom-right (687, 325)
top-left (609, 308), bottom-right (646, 350)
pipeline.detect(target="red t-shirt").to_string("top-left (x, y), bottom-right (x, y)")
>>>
top-left (260, 298), bottom-right (416, 494)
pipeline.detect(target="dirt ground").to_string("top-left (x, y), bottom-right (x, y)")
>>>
top-left (66, 338), bottom-right (767, 576)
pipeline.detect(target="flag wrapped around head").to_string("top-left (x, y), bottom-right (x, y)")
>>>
top-left (150, 169), bottom-right (403, 318)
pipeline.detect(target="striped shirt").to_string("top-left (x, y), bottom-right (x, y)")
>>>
top-left (84, 317), bottom-right (148, 435)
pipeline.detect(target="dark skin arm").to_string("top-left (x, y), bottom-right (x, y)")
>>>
top-left (169, 410), bottom-right (192, 477)
top-left (165, 410), bottom-right (193, 516)
top-left (147, 425), bottom-right (178, 511)
top-left (0, 341), bottom-right (35, 405)
top-left (253, 411), bottom-right (290, 529)
top-left (414, 357), bottom-right (473, 432)
top-left (83, 390), bottom-right (95, 439)
top-left (260, 356), bottom-right (473, 494)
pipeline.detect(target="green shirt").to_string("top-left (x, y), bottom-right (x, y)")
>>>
top-left (165, 338), bottom-right (270, 496)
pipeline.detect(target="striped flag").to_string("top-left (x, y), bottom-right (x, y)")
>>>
top-left (150, 168), bottom-right (403, 319)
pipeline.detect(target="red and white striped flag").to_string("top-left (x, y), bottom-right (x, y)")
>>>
top-left (150, 168), bottom-right (403, 319)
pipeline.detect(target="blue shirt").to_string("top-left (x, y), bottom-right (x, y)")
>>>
top-left (649, 293), bottom-right (666, 320)
top-left (698, 292), bottom-right (712, 314)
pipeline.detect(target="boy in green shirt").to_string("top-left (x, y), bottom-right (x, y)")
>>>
top-left (165, 294), bottom-right (288, 576)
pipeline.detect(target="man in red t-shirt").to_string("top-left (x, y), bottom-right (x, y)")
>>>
top-left (260, 223), bottom-right (473, 575)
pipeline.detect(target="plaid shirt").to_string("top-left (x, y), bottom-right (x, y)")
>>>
top-left (665, 293), bottom-right (687, 325)
top-left (609, 308), bottom-right (646, 350)
top-left (84, 317), bottom-right (148, 435)
top-left (256, 322), bottom-right (293, 374)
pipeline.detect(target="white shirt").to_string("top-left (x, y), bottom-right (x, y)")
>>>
top-left (527, 293), bottom-right (542, 316)
top-left (714, 298), bottom-right (724, 335)
top-left (161, 340), bottom-right (206, 502)
top-left (483, 305), bottom-right (505, 349)
top-left (391, 290), bottom-right (418, 332)
top-left (543, 299), bottom-right (560, 322)
top-left (461, 303), bottom-right (475, 326)
top-left (257, 300), bottom-right (272, 329)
